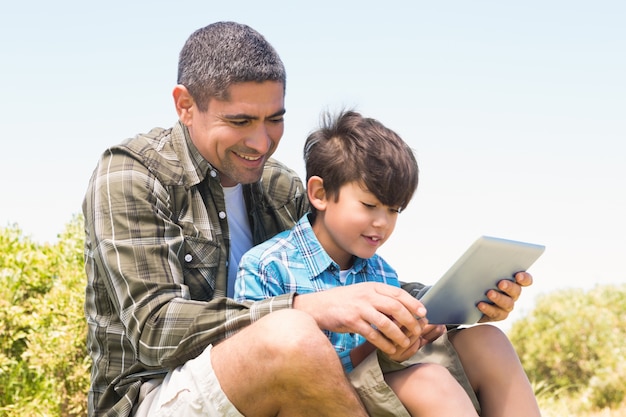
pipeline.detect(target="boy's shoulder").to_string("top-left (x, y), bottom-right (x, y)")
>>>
top-left (241, 215), bottom-right (313, 265)
top-left (362, 253), bottom-right (399, 278)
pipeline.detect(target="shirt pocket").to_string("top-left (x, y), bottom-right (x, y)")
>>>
top-left (181, 236), bottom-right (221, 300)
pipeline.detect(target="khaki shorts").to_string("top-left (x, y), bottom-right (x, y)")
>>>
top-left (348, 331), bottom-right (481, 416)
top-left (133, 344), bottom-right (244, 417)
top-left (135, 333), bottom-right (479, 417)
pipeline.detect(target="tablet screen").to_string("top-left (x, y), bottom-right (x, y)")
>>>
top-left (419, 236), bottom-right (545, 325)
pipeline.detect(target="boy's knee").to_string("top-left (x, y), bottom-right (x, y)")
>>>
top-left (388, 363), bottom-right (463, 401)
top-left (470, 323), bottom-right (505, 339)
top-left (451, 324), bottom-right (508, 350)
top-left (413, 363), bottom-right (456, 385)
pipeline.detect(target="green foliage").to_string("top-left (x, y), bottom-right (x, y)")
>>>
top-left (0, 216), bottom-right (89, 417)
top-left (2, 215), bottom-right (625, 416)
top-left (509, 284), bottom-right (626, 411)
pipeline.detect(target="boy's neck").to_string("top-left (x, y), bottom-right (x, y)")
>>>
top-left (310, 214), bottom-right (355, 270)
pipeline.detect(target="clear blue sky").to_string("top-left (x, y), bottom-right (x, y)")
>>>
top-left (2, 1), bottom-right (624, 328)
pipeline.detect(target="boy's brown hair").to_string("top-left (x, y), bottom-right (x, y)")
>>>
top-left (304, 110), bottom-right (419, 218)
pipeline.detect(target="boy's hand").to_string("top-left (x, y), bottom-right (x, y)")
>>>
top-left (478, 271), bottom-right (533, 322)
top-left (294, 282), bottom-right (427, 355)
top-left (387, 323), bottom-right (446, 362)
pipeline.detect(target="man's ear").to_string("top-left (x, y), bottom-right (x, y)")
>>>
top-left (173, 85), bottom-right (195, 125)
top-left (307, 176), bottom-right (327, 211)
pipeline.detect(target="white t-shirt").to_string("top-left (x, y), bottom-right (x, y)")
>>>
top-left (223, 184), bottom-right (253, 297)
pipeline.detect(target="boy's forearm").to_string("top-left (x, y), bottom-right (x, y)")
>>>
top-left (350, 342), bottom-right (376, 368)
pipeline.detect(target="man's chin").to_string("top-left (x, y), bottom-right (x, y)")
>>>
top-left (220, 169), bottom-right (264, 187)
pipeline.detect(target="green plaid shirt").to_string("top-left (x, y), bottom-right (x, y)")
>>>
top-left (83, 121), bottom-right (309, 416)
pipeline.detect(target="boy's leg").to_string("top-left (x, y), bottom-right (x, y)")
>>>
top-left (348, 333), bottom-right (481, 416)
top-left (397, 333), bottom-right (481, 413)
top-left (385, 363), bottom-right (479, 417)
top-left (448, 324), bottom-right (541, 417)
top-left (212, 309), bottom-right (369, 417)
top-left (348, 350), bottom-right (411, 417)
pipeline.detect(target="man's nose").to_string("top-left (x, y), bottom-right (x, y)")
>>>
top-left (244, 125), bottom-right (272, 153)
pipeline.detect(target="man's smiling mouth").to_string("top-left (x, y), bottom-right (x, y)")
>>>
top-left (235, 151), bottom-right (263, 161)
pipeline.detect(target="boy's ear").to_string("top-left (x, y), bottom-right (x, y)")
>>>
top-left (173, 85), bottom-right (195, 125)
top-left (307, 176), bottom-right (327, 211)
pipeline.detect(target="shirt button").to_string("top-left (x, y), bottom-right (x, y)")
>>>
top-left (184, 254), bottom-right (193, 262)
top-left (219, 211), bottom-right (226, 219)
top-left (210, 170), bottom-right (217, 178)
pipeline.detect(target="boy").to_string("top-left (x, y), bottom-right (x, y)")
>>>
top-left (236, 110), bottom-right (541, 416)
top-left (238, 109), bottom-right (478, 416)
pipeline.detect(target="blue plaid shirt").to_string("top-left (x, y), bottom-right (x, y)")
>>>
top-left (235, 214), bottom-right (400, 372)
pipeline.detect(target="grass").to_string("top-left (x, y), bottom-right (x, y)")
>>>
top-left (539, 397), bottom-right (626, 417)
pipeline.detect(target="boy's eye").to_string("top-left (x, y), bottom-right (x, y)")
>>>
top-left (361, 202), bottom-right (376, 209)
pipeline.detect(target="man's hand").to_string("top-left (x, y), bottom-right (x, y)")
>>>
top-left (477, 271), bottom-right (533, 322)
top-left (293, 282), bottom-right (427, 355)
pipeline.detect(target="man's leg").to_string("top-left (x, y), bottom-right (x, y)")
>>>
top-left (448, 324), bottom-right (541, 417)
top-left (212, 309), bottom-right (369, 417)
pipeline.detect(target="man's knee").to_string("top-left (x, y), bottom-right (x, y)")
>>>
top-left (251, 309), bottom-right (337, 363)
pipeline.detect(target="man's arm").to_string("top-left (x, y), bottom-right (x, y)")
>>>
top-left (84, 149), bottom-right (293, 370)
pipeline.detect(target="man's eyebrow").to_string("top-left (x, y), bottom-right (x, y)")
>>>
top-left (223, 108), bottom-right (286, 120)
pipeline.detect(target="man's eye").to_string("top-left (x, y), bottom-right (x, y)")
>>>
top-left (269, 117), bottom-right (284, 124)
top-left (230, 120), bottom-right (250, 127)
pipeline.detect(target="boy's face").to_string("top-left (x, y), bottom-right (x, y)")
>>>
top-left (183, 81), bottom-right (286, 186)
top-left (312, 181), bottom-right (400, 270)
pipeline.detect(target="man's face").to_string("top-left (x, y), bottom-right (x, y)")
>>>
top-left (185, 81), bottom-right (285, 186)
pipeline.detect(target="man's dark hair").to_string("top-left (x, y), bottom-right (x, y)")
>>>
top-left (177, 21), bottom-right (286, 111)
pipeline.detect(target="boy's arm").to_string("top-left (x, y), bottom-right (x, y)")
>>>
top-left (349, 342), bottom-right (377, 369)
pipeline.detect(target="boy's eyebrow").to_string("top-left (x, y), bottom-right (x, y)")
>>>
top-left (223, 108), bottom-right (286, 120)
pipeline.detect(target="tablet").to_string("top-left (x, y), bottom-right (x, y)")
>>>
top-left (419, 236), bottom-right (545, 325)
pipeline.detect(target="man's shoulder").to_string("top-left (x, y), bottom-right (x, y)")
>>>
top-left (259, 158), bottom-right (306, 202)
top-left (105, 126), bottom-right (192, 186)
top-left (262, 158), bottom-right (303, 184)
top-left (119, 127), bottom-right (172, 148)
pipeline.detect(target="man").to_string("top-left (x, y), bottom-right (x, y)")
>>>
top-left (83, 21), bottom-right (535, 416)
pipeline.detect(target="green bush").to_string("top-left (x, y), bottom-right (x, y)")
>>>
top-left (509, 284), bottom-right (626, 411)
top-left (0, 216), bottom-right (89, 417)
top-left (2, 215), bottom-right (626, 415)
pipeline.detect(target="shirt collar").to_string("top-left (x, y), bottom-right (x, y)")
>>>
top-left (293, 214), bottom-right (369, 278)
top-left (171, 120), bottom-right (215, 188)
